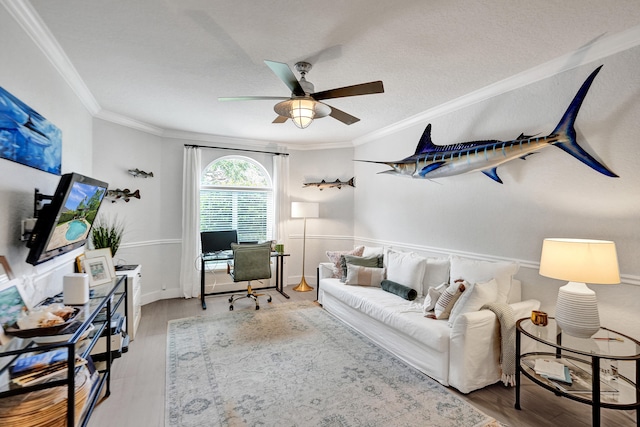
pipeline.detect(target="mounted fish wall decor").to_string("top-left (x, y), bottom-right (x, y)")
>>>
top-left (303, 177), bottom-right (355, 190)
top-left (106, 188), bottom-right (141, 203)
top-left (358, 66), bottom-right (617, 184)
top-left (128, 168), bottom-right (154, 178)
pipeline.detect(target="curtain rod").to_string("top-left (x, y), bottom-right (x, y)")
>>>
top-left (184, 144), bottom-right (289, 156)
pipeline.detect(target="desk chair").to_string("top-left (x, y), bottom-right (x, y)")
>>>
top-left (228, 242), bottom-right (273, 311)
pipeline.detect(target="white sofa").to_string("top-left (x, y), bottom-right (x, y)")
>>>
top-left (317, 250), bottom-right (540, 394)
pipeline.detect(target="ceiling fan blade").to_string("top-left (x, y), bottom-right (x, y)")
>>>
top-left (312, 81), bottom-right (384, 101)
top-left (273, 115), bottom-right (288, 123)
top-left (264, 60), bottom-right (305, 96)
top-left (218, 96), bottom-right (289, 101)
top-left (327, 104), bottom-right (360, 125)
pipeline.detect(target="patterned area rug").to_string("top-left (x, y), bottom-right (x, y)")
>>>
top-left (166, 301), bottom-right (502, 427)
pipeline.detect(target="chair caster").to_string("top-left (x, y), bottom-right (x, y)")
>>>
top-left (267, 296), bottom-right (272, 303)
top-left (229, 305), bottom-right (234, 311)
top-left (255, 305), bottom-right (260, 310)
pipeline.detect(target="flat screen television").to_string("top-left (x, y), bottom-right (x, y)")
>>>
top-left (201, 230), bottom-right (238, 254)
top-left (26, 172), bottom-right (108, 265)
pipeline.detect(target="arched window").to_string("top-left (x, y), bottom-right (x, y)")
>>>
top-left (200, 156), bottom-right (273, 243)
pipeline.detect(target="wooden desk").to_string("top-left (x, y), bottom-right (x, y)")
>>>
top-left (200, 252), bottom-right (290, 309)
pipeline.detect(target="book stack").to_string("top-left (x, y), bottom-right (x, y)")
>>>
top-left (534, 358), bottom-right (572, 384)
top-left (10, 348), bottom-right (87, 387)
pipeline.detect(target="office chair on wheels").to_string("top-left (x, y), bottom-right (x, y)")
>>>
top-left (228, 242), bottom-right (273, 311)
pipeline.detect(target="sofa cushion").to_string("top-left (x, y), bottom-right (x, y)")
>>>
top-left (449, 255), bottom-right (519, 304)
top-left (340, 254), bottom-right (384, 280)
top-left (423, 283), bottom-right (447, 313)
top-left (381, 279), bottom-right (417, 300)
top-left (326, 246), bottom-right (365, 278)
top-left (362, 246), bottom-right (384, 257)
top-left (320, 278), bottom-right (451, 352)
top-left (448, 278), bottom-right (498, 327)
top-left (433, 281), bottom-right (465, 319)
top-left (422, 257), bottom-right (450, 296)
top-left (344, 264), bottom-right (385, 287)
top-left (385, 249), bottom-right (427, 296)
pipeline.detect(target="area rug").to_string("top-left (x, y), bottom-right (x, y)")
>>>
top-left (166, 301), bottom-right (502, 427)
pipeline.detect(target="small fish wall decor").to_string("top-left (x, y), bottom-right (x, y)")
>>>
top-left (107, 188), bottom-right (141, 203)
top-left (303, 177), bottom-right (355, 190)
top-left (128, 168), bottom-right (154, 178)
top-left (358, 66), bottom-right (617, 184)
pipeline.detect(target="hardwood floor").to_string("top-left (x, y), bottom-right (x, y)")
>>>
top-left (87, 287), bottom-right (636, 427)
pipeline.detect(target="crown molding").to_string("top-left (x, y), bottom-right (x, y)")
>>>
top-left (6, 2), bottom-right (639, 150)
top-left (352, 24), bottom-right (640, 146)
top-left (2, 0), bottom-right (101, 114)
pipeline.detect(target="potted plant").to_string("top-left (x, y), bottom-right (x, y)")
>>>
top-left (91, 215), bottom-right (125, 256)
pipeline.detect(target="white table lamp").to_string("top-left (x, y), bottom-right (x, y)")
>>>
top-left (291, 202), bottom-right (319, 292)
top-left (539, 238), bottom-right (620, 338)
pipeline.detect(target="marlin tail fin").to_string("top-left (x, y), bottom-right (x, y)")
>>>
top-left (551, 66), bottom-right (618, 178)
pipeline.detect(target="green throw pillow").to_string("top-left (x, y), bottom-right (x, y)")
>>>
top-left (340, 254), bottom-right (383, 281)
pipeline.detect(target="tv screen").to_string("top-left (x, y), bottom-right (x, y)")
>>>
top-left (201, 230), bottom-right (237, 254)
top-left (26, 173), bottom-right (108, 265)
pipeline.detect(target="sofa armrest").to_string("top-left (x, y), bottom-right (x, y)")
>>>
top-left (448, 299), bottom-right (540, 393)
top-left (318, 262), bottom-right (334, 280)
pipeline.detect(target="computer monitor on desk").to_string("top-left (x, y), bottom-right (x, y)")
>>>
top-left (201, 230), bottom-right (237, 255)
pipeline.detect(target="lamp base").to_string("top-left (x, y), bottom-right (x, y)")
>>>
top-left (555, 281), bottom-right (600, 339)
top-left (293, 276), bottom-right (314, 292)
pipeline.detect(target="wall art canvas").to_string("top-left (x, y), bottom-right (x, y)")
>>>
top-left (0, 86), bottom-right (62, 175)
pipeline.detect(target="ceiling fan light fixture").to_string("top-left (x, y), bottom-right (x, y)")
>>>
top-left (290, 98), bottom-right (315, 129)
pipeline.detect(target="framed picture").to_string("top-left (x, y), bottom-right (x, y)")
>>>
top-left (84, 248), bottom-right (116, 279)
top-left (0, 256), bottom-right (14, 284)
top-left (0, 278), bottom-right (28, 345)
top-left (76, 254), bottom-right (86, 273)
top-left (82, 256), bottom-right (113, 287)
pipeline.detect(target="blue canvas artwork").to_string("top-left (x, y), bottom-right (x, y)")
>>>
top-left (0, 87), bottom-right (62, 175)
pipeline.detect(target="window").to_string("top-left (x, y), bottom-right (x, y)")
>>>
top-left (200, 156), bottom-right (273, 243)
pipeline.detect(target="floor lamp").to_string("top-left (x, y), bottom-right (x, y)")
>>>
top-left (291, 202), bottom-right (319, 292)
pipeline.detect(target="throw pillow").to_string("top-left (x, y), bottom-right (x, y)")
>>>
top-left (344, 264), bottom-right (385, 287)
top-left (381, 279), bottom-right (417, 300)
top-left (422, 257), bottom-right (450, 296)
top-left (362, 246), bottom-right (384, 257)
top-left (447, 278), bottom-right (499, 327)
top-left (449, 255), bottom-right (519, 304)
top-left (385, 249), bottom-right (427, 296)
top-left (340, 254), bottom-right (384, 281)
top-left (423, 282), bottom-right (447, 314)
top-left (326, 246), bottom-right (365, 278)
top-left (432, 280), bottom-right (466, 320)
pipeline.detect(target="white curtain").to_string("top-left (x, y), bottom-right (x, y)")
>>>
top-left (179, 146), bottom-right (201, 298)
top-left (273, 154), bottom-right (290, 284)
top-left (273, 154), bottom-right (290, 245)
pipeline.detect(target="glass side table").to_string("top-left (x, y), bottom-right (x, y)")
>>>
top-left (515, 317), bottom-right (640, 427)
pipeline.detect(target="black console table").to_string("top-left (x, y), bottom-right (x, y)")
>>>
top-left (200, 252), bottom-right (290, 309)
top-left (0, 275), bottom-right (126, 426)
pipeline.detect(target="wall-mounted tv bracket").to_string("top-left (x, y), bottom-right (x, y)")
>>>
top-left (21, 189), bottom-right (54, 242)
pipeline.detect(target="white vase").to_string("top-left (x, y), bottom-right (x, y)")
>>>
top-left (555, 281), bottom-right (600, 339)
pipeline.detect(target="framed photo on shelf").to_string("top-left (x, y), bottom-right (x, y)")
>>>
top-left (75, 254), bottom-right (86, 273)
top-left (84, 248), bottom-right (115, 279)
top-left (82, 256), bottom-right (113, 287)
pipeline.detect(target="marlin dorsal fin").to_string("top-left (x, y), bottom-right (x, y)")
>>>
top-left (414, 124), bottom-right (436, 155)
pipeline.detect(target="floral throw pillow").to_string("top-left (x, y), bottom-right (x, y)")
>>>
top-left (326, 246), bottom-right (365, 279)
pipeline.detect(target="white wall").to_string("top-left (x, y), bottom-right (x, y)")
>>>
top-left (353, 50), bottom-right (640, 339)
top-left (0, 6), bottom-right (94, 305)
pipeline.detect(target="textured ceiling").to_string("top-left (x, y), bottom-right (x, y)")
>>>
top-left (25, 0), bottom-right (640, 147)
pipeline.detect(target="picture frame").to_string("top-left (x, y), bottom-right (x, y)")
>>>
top-left (0, 278), bottom-right (28, 345)
top-left (84, 248), bottom-right (116, 279)
top-left (0, 256), bottom-right (14, 284)
top-left (76, 254), bottom-right (86, 273)
top-left (82, 256), bottom-right (113, 287)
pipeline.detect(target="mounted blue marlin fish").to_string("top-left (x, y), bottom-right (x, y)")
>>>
top-left (358, 66), bottom-right (617, 183)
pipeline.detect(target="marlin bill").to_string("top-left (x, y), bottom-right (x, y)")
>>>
top-left (357, 66), bottom-right (617, 184)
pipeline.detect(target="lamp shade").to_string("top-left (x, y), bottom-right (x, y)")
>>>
top-left (539, 238), bottom-right (620, 284)
top-left (291, 202), bottom-right (319, 219)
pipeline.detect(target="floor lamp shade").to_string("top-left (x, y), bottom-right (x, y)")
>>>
top-left (291, 202), bottom-right (319, 292)
top-left (539, 238), bottom-right (620, 338)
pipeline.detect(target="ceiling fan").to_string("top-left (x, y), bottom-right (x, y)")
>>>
top-left (218, 60), bottom-right (384, 128)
